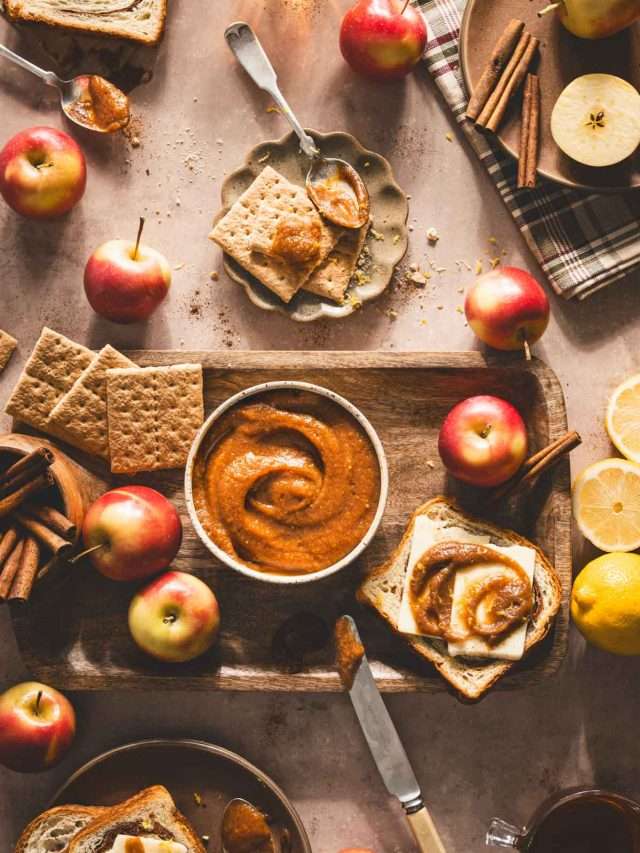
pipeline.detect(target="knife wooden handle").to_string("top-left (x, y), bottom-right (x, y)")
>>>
top-left (406, 806), bottom-right (447, 853)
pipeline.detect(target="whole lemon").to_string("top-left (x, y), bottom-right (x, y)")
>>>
top-left (571, 552), bottom-right (640, 655)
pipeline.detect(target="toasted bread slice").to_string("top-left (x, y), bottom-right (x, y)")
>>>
top-left (14, 804), bottom-right (108, 853)
top-left (357, 496), bottom-right (562, 701)
top-left (3, 0), bottom-right (167, 46)
top-left (67, 786), bottom-right (205, 853)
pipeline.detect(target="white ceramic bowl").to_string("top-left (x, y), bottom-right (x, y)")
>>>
top-left (185, 381), bottom-right (389, 585)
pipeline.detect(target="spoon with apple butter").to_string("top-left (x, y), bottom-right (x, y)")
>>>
top-left (224, 22), bottom-right (370, 229)
top-left (0, 44), bottom-right (130, 133)
top-left (221, 798), bottom-right (281, 853)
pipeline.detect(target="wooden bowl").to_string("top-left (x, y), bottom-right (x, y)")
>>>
top-left (0, 433), bottom-right (105, 546)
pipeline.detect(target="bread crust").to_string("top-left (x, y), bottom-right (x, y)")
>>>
top-left (357, 496), bottom-right (562, 701)
top-left (14, 805), bottom-right (107, 853)
top-left (4, 0), bottom-right (167, 46)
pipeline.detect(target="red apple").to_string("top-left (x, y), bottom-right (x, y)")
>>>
top-left (82, 485), bottom-right (182, 582)
top-left (340, 0), bottom-right (427, 82)
top-left (129, 570), bottom-right (220, 663)
top-left (84, 218), bottom-right (171, 324)
top-left (464, 267), bottom-right (550, 356)
top-left (0, 682), bottom-right (75, 772)
top-left (438, 395), bottom-right (528, 487)
top-left (0, 126), bottom-right (86, 219)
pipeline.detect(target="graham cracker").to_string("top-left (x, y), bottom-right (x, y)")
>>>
top-left (0, 330), bottom-right (17, 373)
top-left (48, 344), bottom-right (136, 459)
top-left (209, 166), bottom-right (342, 302)
top-left (106, 364), bottom-right (204, 473)
top-left (303, 222), bottom-right (369, 302)
top-left (4, 327), bottom-right (95, 435)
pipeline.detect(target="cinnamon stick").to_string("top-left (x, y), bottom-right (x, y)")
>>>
top-left (477, 33), bottom-right (540, 132)
top-left (9, 536), bottom-right (40, 601)
top-left (23, 503), bottom-right (76, 540)
top-left (0, 538), bottom-right (24, 599)
top-left (0, 471), bottom-right (54, 520)
top-left (466, 19), bottom-right (525, 121)
top-left (493, 431), bottom-right (582, 500)
top-left (0, 526), bottom-right (18, 569)
top-left (0, 448), bottom-right (53, 489)
top-left (518, 74), bottom-right (540, 189)
top-left (14, 511), bottom-right (73, 558)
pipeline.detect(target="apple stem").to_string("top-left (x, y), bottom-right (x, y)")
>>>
top-left (522, 336), bottom-right (532, 361)
top-left (35, 690), bottom-right (42, 716)
top-left (69, 543), bottom-right (105, 565)
top-left (537, 1), bottom-right (561, 17)
top-left (401, 0), bottom-right (411, 13)
top-left (133, 216), bottom-right (145, 261)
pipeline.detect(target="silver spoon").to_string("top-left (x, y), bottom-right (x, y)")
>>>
top-left (221, 797), bottom-right (281, 853)
top-left (224, 22), bottom-right (370, 230)
top-left (0, 43), bottom-right (128, 133)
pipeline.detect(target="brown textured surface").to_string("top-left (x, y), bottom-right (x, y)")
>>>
top-left (460, 0), bottom-right (640, 189)
top-left (11, 351), bottom-right (570, 693)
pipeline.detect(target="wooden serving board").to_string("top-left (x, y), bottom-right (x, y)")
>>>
top-left (11, 352), bottom-right (571, 694)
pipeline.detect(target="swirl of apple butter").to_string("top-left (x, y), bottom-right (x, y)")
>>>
top-left (409, 541), bottom-right (533, 642)
top-left (192, 390), bottom-right (380, 575)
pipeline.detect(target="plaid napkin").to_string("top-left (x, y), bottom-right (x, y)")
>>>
top-left (417, 0), bottom-right (640, 299)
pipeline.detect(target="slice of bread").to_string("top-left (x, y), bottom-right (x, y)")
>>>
top-left (357, 496), bottom-right (562, 701)
top-left (14, 804), bottom-right (108, 853)
top-left (3, 0), bottom-right (167, 46)
top-left (67, 786), bottom-right (206, 853)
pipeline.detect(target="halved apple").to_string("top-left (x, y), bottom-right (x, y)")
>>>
top-left (551, 73), bottom-right (640, 167)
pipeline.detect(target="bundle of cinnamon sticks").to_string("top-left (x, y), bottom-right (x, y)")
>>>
top-left (466, 18), bottom-right (541, 187)
top-left (492, 430), bottom-right (582, 501)
top-left (0, 448), bottom-right (76, 603)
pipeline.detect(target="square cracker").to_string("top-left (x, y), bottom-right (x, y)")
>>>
top-left (106, 364), bottom-right (204, 474)
top-left (48, 344), bottom-right (136, 459)
top-left (0, 330), bottom-right (17, 373)
top-left (5, 327), bottom-right (94, 435)
top-left (303, 223), bottom-right (369, 302)
top-left (209, 166), bottom-right (342, 303)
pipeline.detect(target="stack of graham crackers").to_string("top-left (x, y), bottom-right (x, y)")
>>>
top-left (209, 166), bottom-right (369, 304)
top-left (4, 328), bottom-right (204, 474)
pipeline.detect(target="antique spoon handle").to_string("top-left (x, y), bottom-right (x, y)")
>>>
top-left (0, 43), bottom-right (59, 87)
top-left (224, 21), bottom-right (319, 159)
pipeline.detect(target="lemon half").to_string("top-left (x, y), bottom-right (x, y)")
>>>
top-left (573, 457), bottom-right (640, 552)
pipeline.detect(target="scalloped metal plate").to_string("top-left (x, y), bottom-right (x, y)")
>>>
top-left (213, 129), bottom-right (409, 322)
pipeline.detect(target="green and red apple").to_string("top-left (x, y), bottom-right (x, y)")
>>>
top-left (340, 0), bottom-right (427, 81)
top-left (128, 571), bottom-right (220, 663)
top-left (438, 395), bottom-right (528, 487)
top-left (464, 267), bottom-right (550, 356)
top-left (84, 218), bottom-right (171, 324)
top-left (0, 126), bottom-right (86, 219)
top-left (0, 682), bottom-right (76, 773)
top-left (81, 485), bottom-right (182, 582)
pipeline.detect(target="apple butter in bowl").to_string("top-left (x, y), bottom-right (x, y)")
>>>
top-left (186, 382), bottom-right (388, 584)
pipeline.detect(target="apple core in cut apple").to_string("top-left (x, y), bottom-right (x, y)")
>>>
top-left (0, 126), bottom-right (86, 219)
top-left (340, 0), bottom-right (428, 82)
top-left (438, 395), bottom-right (528, 487)
top-left (128, 570), bottom-right (220, 663)
top-left (84, 217), bottom-right (171, 324)
top-left (0, 681), bottom-right (76, 773)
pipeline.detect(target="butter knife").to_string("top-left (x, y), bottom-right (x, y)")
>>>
top-left (335, 615), bottom-right (446, 853)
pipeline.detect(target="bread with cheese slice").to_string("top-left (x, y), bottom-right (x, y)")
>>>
top-left (67, 786), bottom-right (205, 853)
top-left (357, 496), bottom-right (562, 701)
top-left (14, 804), bottom-right (108, 853)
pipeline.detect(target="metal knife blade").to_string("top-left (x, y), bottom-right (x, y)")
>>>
top-left (336, 615), bottom-right (423, 812)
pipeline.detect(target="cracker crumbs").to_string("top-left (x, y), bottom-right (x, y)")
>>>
top-left (345, 293), bottom-right (362, 310)
top-left (488, 236), bottom-right (498, 245)
top-left (266, 104), bottom-right (281, 114)
top-left (456, 306), bottom-right (464, 313)
top-left (193, 792), bottom-right (204, 807)
top-left (489, 256), bottom-right (501, 269)
top-left (353, 268), bottom-right (371, 287)
top-left (445, 132), bottom-right (453, 142)
top-left (174, 262), bottom-right (185, 271)
top-left (475, 259), bottom-right (483, 274)
top-left (426, 227), bottom-right (440, 244)
top-left (387, 309), bottom-right (398, 321)
top-left (257, 152), bottom-right (270, 164)
top-left (407, 270), bottom-right (429, 287)
top-left (370, 228), bottom-right (385, 242)
top-left (426, 459), bottom-right (436, 469)
top-left (210, 271), bottom-right (219, 281)
top-left (392, 234), bottom-right (401, 245)
top-left (419, 318), bottom-right (428, 326)
top-left (364, 161), bottom-right (371, 168)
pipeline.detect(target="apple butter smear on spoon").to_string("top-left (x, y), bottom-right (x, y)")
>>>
top-left (224, 22), bottom-right (370, 230)
top-left (0, 43), bottom-right (130, 133)
top-left (221, 798), bottom-right (283, 853)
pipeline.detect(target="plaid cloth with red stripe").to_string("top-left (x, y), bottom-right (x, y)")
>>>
top-left (417, 0), bottom-right (640, 299)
